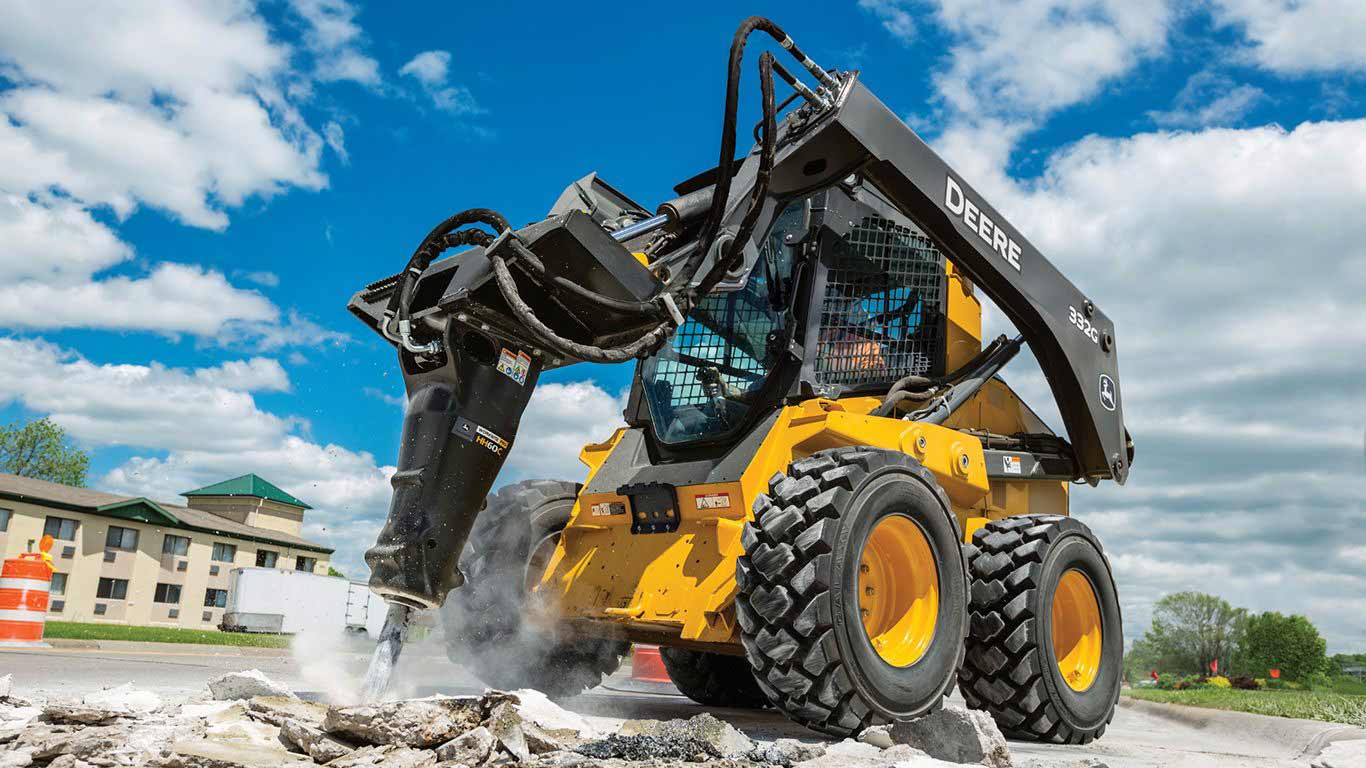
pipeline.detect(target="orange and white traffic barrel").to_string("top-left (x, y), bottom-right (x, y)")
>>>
top-left (0, 534), bottom-right (54, 646)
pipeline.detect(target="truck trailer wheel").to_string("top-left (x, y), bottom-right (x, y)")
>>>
top-left (737, 447), bottom-right (968, 736)
top-left (660, 647), bottom-right (770, 709)
top-left (442, 479), bottom-right (627, 699)
top-left (958, 515), bottom-right (1121, 744)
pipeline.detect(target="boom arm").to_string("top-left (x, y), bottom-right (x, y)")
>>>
top-left (667, 73), bottom-right (1130, 484)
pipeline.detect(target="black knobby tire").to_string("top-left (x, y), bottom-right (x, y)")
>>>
top-left (659, 647), bottom-right (770, 709)
top-left (958, 515), bottom-right (1122, 744)
top-left (442, 479), bottom-right (627, 698)
top-left (736, 447), bottom-right (968, 736)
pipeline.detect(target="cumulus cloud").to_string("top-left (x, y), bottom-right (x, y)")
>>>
top-left (921, 1), bottom-right (1175, 121)
top-left (1213, 0), bottom-right (1366, 74)
top-left (499, 381), bottom-right (629, 485)
top-left (286, 0), bottom-right (382, 86)
top-left (399, 50), bottom-right (482, 115)
top-left (957, 120), bottom-right (1366, 650)
top-left (0, 337), bottom-right (393, 576)
top-left (1147, 70), bottom-right (1266, 128)
top-left (0, 1), bottom-right (342, 343)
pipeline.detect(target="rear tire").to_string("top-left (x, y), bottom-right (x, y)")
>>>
top-left (442, 479), bottom-right (628, 699)
top-left (737, 447), bottom-right (968, 736)
top-left (659, 647), bottom-right (769, 709)
top-left (958, 515), bottom-right (1122, 744)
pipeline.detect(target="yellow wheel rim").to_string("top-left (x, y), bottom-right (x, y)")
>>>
top-left (1052, 569), bottom-right (1103, 692)
top-left (858, 514), bottom-right (939, 668)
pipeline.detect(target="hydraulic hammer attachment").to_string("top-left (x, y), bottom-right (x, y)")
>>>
top-left (352, 203), bottom-right (666, 610)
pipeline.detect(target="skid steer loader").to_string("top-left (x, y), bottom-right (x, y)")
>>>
top-left (349, 16), bottom-right (1133, 743)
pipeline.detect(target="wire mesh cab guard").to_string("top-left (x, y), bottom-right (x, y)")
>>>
top-left (801, 187), bottom-right (948, 398)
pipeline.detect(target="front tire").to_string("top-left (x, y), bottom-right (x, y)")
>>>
top-left (737, 447), bottom-right (968, 736)
top-left (442, 479), bottom-right (627, 698)
top-left (958, 515), bottom-right (1122, 744)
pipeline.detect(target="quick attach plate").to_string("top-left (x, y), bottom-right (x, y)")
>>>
top-left (617, 482), bottom-right (681, 535)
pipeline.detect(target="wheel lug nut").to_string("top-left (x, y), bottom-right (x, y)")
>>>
top-left (859, 563), bottom-right (870, 574)
top-left (865, 586), bottom-right (874, 596)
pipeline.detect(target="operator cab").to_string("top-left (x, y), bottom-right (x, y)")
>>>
top-left (635, 185), bottom-right (949, 450)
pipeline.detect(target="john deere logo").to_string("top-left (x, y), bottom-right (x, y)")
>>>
top-left (1099, 374), bottom-right (1116, 412)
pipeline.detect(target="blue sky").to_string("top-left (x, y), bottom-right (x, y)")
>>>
top-left (2, 1), bottom-right (1364, 651)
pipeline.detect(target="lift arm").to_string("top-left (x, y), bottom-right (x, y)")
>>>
top-left (670, 72), bottom-right (1130, 484)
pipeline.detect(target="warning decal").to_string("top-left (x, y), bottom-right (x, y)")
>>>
top-left (496, 347), bottom-right (532, 385)
top-left (695, 492), bottom-right (732, 510)
top-left (1002, 455), bottom-right (1022, 475)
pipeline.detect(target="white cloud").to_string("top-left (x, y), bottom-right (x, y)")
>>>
top-left (0, 1), bottom-right (346, 343)
top-left (925, 1), bottom-right (1176, 119)
top-left (1213, 0), bottom-right (1366, 74)
top-left (286, 0), bottom-right (381, 86)
top-left (235, 270), bottom-right (281, 288)
top-left (499, 381), bottom-right (628, 485)
top-left (398, 51), bottom-right (450, 87)
top-left (1147, 70), bottom-right (1266, 128)
top-left (323, 120), bottom-right (349, 164)
top-left (955, 119), bottom-right (1366, 650)
top-left (859, 0), bottom-right (917, 42)
top-left (399, 50), bottom-right (482, 115)
top-left (0, 337), bottom-right (392, 577)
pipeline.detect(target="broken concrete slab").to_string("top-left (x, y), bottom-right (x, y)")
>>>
top-left (486, 701), bottom-right (531, 762)
top-left (509, 689), bottom-right (598, 739)
top-left (14, 724), bottom-right (128, 762)
top-left (888, 705), bottom-right (1012, 768)
top-left (82, 683), bottom-right (161, 715)
top-left (434, 725), bottom-right (496, 765)
top-left (324, 745), bottom-right (438, 768)
top-left (178, 701), bottom-right (248, 724)
top-left (40, 703), bottom-right (125, 725)
top-left (0, 675), bottom-right (10, 700)
top-left (0, 747), bottom-right (34, 768)
top-left (246, 695), bottom-right (329, 726)
top-left (280, 717), bottom-right (355, 763)
top-left (857, 725), bottom-right (894, 749)
top-left (618, 712), bottom-right (754, 758)
top-left (750, 738), bottom-right (827, 766)
top-left (323, 697), bottom-right (484, 748)
top-left (205, 670), bottom-right (296, 701)
top-left (154, 738), bottom-right (313, 767)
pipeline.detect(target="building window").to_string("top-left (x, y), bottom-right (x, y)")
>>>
top-left (93, 603), bottom-right (107, 615)
top-left (204, 588), bottom-right (228, 608)
top-left (0, 508), bottom-right (10, 532)
top-left (201, 611), bottom-right (213, 622)
top-left (50, 573), bottom-right (68, 596)
top-left (209, 565), bottom-right (219, 576)
top-left (256, 550), bottom-right (278, 568)
top-left (103, 550), bottom-right (116, 563)
top-left (105, 525), bottom-right (139, 551)
top-left (96, 578), bottom-right (128, 600)
top-left (50, 600), bottom-right (65, 613)
top-left (168, 608), bottom-right (180, 619)
top-left (162, 535), bottom-right (190, 556)
top-left (154, 583), bottom-right (182, 604)
top-left (211, 543), bottom-right (237, 563)
top-left (44, 516), bottom-right (79, 541)
top-left (295, 556), bottom-right (317, 573)
top-left (176, 561), bottom-right (188, 572)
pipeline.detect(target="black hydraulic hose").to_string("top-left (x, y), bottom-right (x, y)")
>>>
top-left (686, 16), bottom-right (806, 289)
top-left (503, 238), bottom-right (663, 317)
top-left (872, 335), bottom-right (1012, 418)
top-left (489, 253), bottom-right (673, 363)
top-left (695, 50), bottom-right (778, 299)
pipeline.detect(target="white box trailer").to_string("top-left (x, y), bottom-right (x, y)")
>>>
top-left (222, 567), bottom-right (388, 636)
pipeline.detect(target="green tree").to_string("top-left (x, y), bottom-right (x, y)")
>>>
top-left (1242, 611), bottom-right (1327, 682)
top-left (327, 566), bottom-right (347, 578)
top-left (0, 418), bottom-right (89, 486)
top-left (1137, 592), bottom-right (1246, 675)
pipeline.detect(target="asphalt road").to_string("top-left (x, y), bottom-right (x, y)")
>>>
top-left (3, 638), bottom-right (1362, 768)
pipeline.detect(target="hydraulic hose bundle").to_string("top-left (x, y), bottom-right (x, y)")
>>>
top-left (379, 16), bottom-right (836, 368)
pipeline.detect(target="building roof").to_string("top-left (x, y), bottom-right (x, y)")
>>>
top-left (181, 474), bottom-right (313, 510)
top-left (0, 473), bottom-right (332, 554)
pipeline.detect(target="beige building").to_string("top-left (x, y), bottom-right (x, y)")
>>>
top-left (0, 472), bottom-right (332, 629)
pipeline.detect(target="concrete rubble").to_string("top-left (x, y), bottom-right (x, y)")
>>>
top-left (0, 669), bottom-right (1069, 768)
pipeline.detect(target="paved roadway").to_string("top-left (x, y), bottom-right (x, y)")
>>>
top-left (2, 638), bottom-right (1363, 768)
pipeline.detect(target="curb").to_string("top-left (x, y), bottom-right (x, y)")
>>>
top-left (1119, 695), bottom-right (1366, 760)
top-left (26, 638), bottom-right (290, 656)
